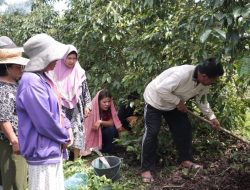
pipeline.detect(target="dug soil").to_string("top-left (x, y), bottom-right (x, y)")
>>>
top-left (115, 141), bottom-right (250, 190)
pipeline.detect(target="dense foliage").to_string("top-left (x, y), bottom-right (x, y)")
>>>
top-left (60, 0), bottom-right (250, 128)
top-left (0, 0), bottom-right (249, 163)
top-left (1, 0), bottom-right (249, 189)
top-left (58, 0), bottom-right (250, 151)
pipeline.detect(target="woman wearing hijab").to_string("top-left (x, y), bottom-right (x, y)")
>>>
top-left (16, 33), bottom-right (73, 190)
top-left (0, 36), bottom-right (29, 190)
top-left (47, 45), bottom-right (92, 160)
top-left (80, 89), bottom-right (122, 156)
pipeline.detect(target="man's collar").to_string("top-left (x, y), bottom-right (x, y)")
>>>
top-left (192, 66), bottom-right (198, 82)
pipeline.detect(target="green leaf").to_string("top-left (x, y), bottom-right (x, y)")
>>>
top-left (107, 76), bottom-right (112, 83)
top-left (239, 58), bottom-right (250, 76)
top-left (102, 35), bottom-right (107, 42)
top-left (233, 7), bottom-right (241, 18)
top-left (144, 0), bottom-right (153, 8)
top-left (200, 29), bottom-right (212, 43)
top-left (214, 28), bottom-right (226, 39)
top-left (115, 34), bottom-right (121, 40)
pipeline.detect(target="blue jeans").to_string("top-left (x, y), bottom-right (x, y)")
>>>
top-left (101, 126), bottom-right (118, 154)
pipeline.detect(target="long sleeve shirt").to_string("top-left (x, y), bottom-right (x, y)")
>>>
top-left (16, 72), bottom-right (71, 165)
top-left (143, 65), bottom-right (216, 120)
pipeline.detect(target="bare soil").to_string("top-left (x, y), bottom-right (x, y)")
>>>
top-left (116, 141), bottom-right (250, 190)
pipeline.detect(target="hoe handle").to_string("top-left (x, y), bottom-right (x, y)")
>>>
top-left (187, 110), bottom-right (250, 145)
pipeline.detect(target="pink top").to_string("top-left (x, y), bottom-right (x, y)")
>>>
top-left (80, 90), bottom-right (122, 153)
top-left (47, 45), bottom-right (86, 109)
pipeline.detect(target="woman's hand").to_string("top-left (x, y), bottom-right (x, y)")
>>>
top-left (63, 128), bottom-right (74, 149)
top-left (126, 116), bottom-right (138, 127)
top-left (117, 126), bottom-right (126, 132)
top-left (12, 141), bottom-right (20, 154)
top-left (93, 120), bottom-right (102, 130)
top-left (84, 107), bottom-right (91, 118)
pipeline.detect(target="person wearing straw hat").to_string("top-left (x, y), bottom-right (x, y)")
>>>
top-left (0, 36), bottom-right (29, 190)
top-left (16, 33), bottom-right (73, 190)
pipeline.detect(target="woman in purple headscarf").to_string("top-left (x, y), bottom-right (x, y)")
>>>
top-left (48, 45), bottom-right (92, 160)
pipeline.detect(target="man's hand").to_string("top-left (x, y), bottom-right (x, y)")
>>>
top-left (210, 118), bottom-right (220, 129)
top-left (176, 100), bottom-right (187, 112)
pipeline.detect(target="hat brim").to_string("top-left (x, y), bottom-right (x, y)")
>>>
top-left (24, 42), bottom-right (68, 72)
top-left (0, 56), bottom-right (29, 65)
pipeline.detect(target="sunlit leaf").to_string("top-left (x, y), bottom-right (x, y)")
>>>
top-left (200, 29), bottom-right (212, 43)
top-left (239, 57), bottom-right (250, 76)
top-left (214, 28), bottom-right (226, 39)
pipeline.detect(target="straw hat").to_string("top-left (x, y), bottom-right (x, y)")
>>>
top-left (23, 33), bottom-right (68, 72)
top-left (0, 36), bottom-right (29, 65)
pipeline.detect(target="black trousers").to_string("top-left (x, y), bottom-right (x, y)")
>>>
top-left (101, 126), bottom-right (118, 154)
top-left (141, 104), bottom-right (193, 172)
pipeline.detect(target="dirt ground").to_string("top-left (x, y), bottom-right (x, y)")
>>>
top-left (116, 141), bottom-right (250, 190)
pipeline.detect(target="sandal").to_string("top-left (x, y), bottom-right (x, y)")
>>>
top-left (141, 171), bottom-right (154, 183)
top-left (80, 150), bottom-right (91, 157)
top-left (190, 163), bottom-right (203, 170)
top-left (142, 176), bottom-right (154, 183)
top-left (180, 161), bottom-right (203, 170)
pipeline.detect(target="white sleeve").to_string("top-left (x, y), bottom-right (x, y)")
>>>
top-left (195, 88), bottom-right (216, 120)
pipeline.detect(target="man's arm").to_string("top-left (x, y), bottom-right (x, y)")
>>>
top-left (195, 89), bottom-right (220, 128)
